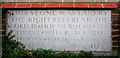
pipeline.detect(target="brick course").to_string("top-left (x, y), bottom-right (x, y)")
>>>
top-left (31, 4), bottom-right (45, 8)
top-left (111, 5), bottom-right (120, 50)
top-left (1, 0), bottom-right (119, 2)
top-left (46, 4), bottom-right (59, 8)
top-left (1, 3), bottom-right (118, 8)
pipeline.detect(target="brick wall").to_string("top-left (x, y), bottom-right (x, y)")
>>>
top-left (1, 0), bottom-right (120, 54)
top-left (112, 1), bottom-right (120, 50)
top-left (1, 0), bottom-right (120, 2)
top-left (2, 10), bottom-right (7, 36)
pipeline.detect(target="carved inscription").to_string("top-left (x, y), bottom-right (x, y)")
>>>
top-left (7, 10), bottom-right (111, 51)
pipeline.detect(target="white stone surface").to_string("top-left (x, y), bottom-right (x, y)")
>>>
top-left (7, 10), bottom-right (111, 51)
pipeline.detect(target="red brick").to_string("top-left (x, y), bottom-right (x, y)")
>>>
top-left (112, 31), bottom-right (120, 35)
top-left (1, 0), bottom-right (119, 2)
top-left (89, 4), bottom-right (102, 8)
top-left (112, 42), bottom-right (118, 45)
top-left (1, 30), bottom-right (6, 35)
top-left (1, 3), bottom-right (119, 8)
top-left (31, 4), bottom-right (45, 8)
top-left (74, 4), bottom-right (88, 8)
top-left (103, 4), bottom-right (118, 8)
top-left (46, 4), bottom-right (59, 8)
top-left (112, 47), bottom-right (117, 50)
top-left (1, 3), bottom-right (16, 8)
top-left (113, 37), bottom-right (120, 41)
top-left (112, 25), bottom-right (120, 29)
top-left (16, 4), bottom-right (30, 8)
top-left (60, 4), bottom-right (73, 8)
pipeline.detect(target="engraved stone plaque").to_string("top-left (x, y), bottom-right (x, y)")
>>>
top-left (7, 10), bottom-right (111, 51)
